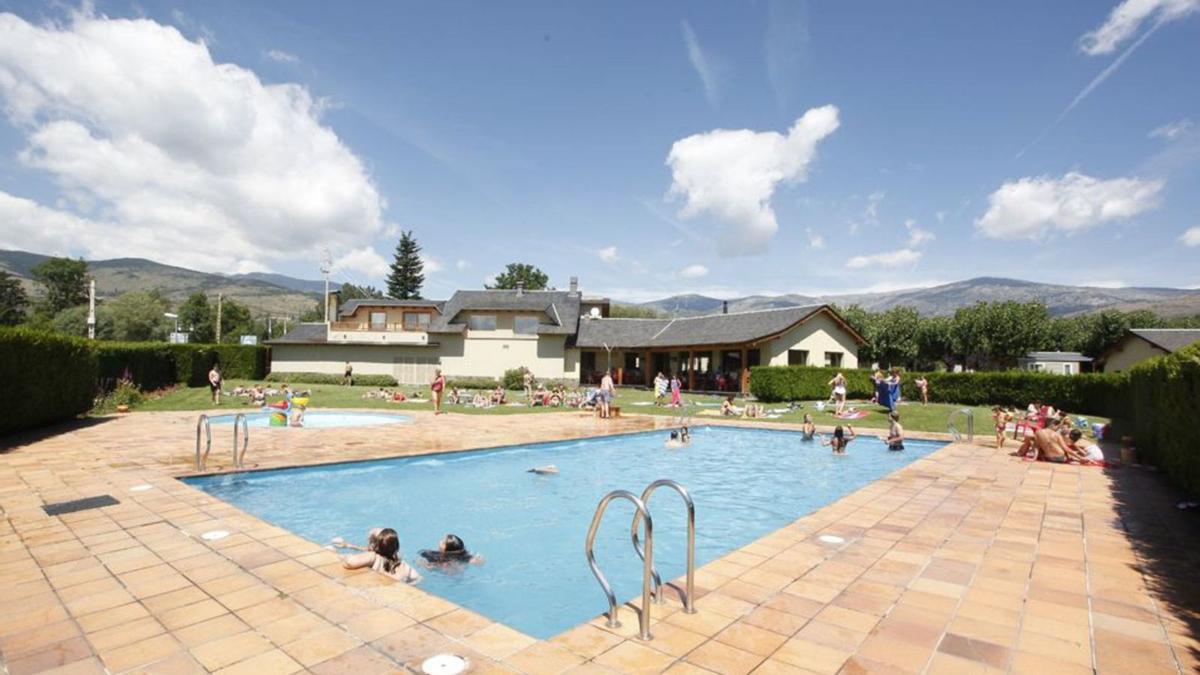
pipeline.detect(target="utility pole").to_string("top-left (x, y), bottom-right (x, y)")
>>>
top-left (215, 293), bottom-right (223, 344)
top-left (321, 249), bottom-right (332, 324)
top-left (86, 279), bottom-right (96, 339)
top-left (267, 315), bottom-right (273, 339)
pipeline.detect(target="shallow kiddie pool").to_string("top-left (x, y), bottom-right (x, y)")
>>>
top-left (184, 426), bottom-right (945, 639)
top-left (207, 411), bottom-right (411, 429)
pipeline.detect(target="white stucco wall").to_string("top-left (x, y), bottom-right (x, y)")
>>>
top-left (1102, 337), bottom-right (1168, 373)
top-left (764, 312), bottom-right (860, 369)
top-left (271, 344), bottom-right (439, 383)
top-left (1018, 358), bottom-right (1086, 375)
top-left (437, 333), bottom-right (577, 380)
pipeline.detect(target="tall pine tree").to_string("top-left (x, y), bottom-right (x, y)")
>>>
top-left (386, 231), bottom-right (424, 299)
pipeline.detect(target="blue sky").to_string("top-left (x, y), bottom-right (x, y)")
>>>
top-left (0, 1), bottom-right (1197, 302)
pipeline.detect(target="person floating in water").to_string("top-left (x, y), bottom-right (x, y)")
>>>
top-left (334, 528), bottom-right (421, 583)
top-left (527, 465), bottom-right (559, 475)
top-left (820, 425), bottom-right (856, 454)
top-left (418, 534), bottom-right (484, 569)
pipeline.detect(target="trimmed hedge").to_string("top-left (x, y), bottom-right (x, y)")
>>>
top-left (266, 372), bottom-right (398, 387)
top-left (97, 343), bottom-right (269, 390)
top-left (1128, 343), bottom-right (1200, 491)
top-left (0, 327), bottom-right (98, 435)
top-left (749, 365), bottom-right (1127, 417)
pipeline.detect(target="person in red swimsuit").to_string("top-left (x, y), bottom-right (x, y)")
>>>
top-left (430, 368), bottom-right (446, 414)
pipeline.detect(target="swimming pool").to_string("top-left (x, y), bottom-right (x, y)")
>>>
top-left (208, 411), bottom-right (411, 429)
top-left (184, 426), bottom-right (945, 638)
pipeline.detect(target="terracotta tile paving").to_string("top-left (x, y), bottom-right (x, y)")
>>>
top-left (1, 409), bottom-right (1199, 673)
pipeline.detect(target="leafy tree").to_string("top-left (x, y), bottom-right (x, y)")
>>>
top-left (487, 263), bottom-right (549, 291)
top-left (0, 270), bottom-right (28, 326)
top-left (871, 306), bottom-right (920, 368)
top-left (108, 290), bottom-right (172, 341)
top-left (298, 301), bottom-right (325, 323)
top-left (52, 304), bottom-right (114, 339)
top-left (608, 303), bottom-right (661, 318)
top-left (951, 300), bottom-right (1050, 369)
top-left (387, 231), bottom-right (424, 299)
top-left (340, 282), bottom-right (385, 300)
top-left (836, 304), bottom-right (877, 365)
top-left (218, 298), bottom-right (254, 343)
top-left (178, 292), bottom-right (214, 343)
top-left (31, 257), bottom-right (89, 314)
top-left (915, 315), bottom-right (954, 370)
top-left (1046, 316), bottom-right (1087, 353)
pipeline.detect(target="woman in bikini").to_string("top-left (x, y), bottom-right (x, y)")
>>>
top-left (820, 425), bottom-right (856, 454)
top-left (828, 373), bottom-right (848, 416)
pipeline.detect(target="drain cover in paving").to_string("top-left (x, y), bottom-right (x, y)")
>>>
top-left (43, 495), bottom-right (119, 516)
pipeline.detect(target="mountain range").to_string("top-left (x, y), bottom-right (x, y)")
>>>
top-left (3, 249), bottom-right (1197, 319)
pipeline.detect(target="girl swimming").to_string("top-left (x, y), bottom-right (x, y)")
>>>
top-left (337, 528), bottom-right (421, 583)
top-left (820, 425), bottom-right (856, 454)
top-left (418, 534), bottom-right (483, 568)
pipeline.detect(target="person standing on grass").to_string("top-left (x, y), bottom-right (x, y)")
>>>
top-left (915, 376), bottom-right (928, 406)
top-left (208, 364), bottom-right (222, 405)
top-left (653, 372), bottom-right (668, 406)
top-left (599, 369), bottom-right (615, 418)
top-left (669, 373), bottom-right (682, 407)
top-left (430, 369), bottom-right (446, 415)
top-left (522, 368), bottom-right (534, 402)
top-left (343, 361), bottom-right (354, 386)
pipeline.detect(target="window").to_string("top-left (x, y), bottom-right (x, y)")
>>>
top-left (1063, 363), bottom-right (1074, 375)
top-left (824, 351), bottom-right (843, 368)
top-left (403, 312), bottom-right (430, 330)
top-left (788, 350), bottom-right (808, 366)
top-left (369, 312), bottom-right (386, 330)
top-left (468, 314), bottom-right (496, 331)
top-left (514, 316), bottom-right (540, 335)
top-left (1031, 363), bottom-right (1044, 372)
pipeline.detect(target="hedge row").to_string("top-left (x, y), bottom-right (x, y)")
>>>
top-left (0, 328), bottom-right (98, 436)
top-left (97, 343), bottom-right (269, 390)
top-left (266, 372), bottom-right (398, 387)
top-left (1128, 343), bottom-right (1200, 491)
top-left (748, 365), bottom-right (1127, 417)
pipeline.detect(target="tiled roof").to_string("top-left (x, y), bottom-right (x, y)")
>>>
top-left (338, 298), bottom-right (444, 318)
top-left (430, 290), bottom-right (581, 335)
top-left (265, 323), bottom-right (328, 344)
top-left (1023, 351), bottom-right (1093, 362)
top-left (575, 305), bottom-right (854, 348)
top-left (1130, 328), bottom-right (1200, 353)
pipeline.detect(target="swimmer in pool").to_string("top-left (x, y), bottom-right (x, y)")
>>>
top-left (819, 425), bottom-right (856, 454)
top-left (417, 534), bottom-right (484, 569)
top-left (665, 430), bottom-right (684, 448)
top-left (335, 528), bottom-right (421, 583)
top-left (527, 465), bottom-right (559, 475)
top-left (680, 426), bottom-right (690, 444)
top-left (801, 414), bottom-right (816, 441)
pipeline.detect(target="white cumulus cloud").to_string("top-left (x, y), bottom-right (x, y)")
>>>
top-left (332, 247), bottom-right (390, 279)
top-left (976, 172), bottom-right (1163, 240)
top-left (597, 246), bottom-right (619, 263)
top-left (0, 11), bottom-right (386, 273)
top-left (1079, 0), bottom-right (1199, 55)
top-left (1150, 119), bottom-right (1194, 140)
top-left (265, 49), bottom-right (299, 63)
top-left (904, 219), bottom-right (935, 247)
top-left (420, 255), bottom-right (443, 273)
top-left (1181, 226), bottom-right (1200, 246)
top-left (666, 105), bottom-right (839, 255)
top-left (845, 249), bottom-right (921, 269)
top-left (678, 264), bottom-right (709, 278)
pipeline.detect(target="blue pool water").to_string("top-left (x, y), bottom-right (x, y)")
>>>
top-left (208, 411), bottom-right (410, 429)
top-left (184, 427), bottom-right (944, 638)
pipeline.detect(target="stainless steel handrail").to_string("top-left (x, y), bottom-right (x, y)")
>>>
top-left (585, 490), bottom-right (654, 640)
top-left (195, 414), bottom-right (211, 471)
top-left (631, 480), bottom-right (696, 613)
top-left (232, 413), bottom-right (249, 469)
top-left (948, 408), bottom-right (974, 443)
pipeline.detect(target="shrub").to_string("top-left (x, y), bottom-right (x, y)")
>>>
top-left (749, 365), bottom-right (1127, 417)
top-left (96, 343), bottom-right (269, 390)
top-left (502, 367), bottom-right (528, 390)
top-left (0, 327), bottom-right (98, 435)
top-left (265, 372), bottom-right (398, 387)
top-left (446, 376), bottom-right (500, 390)
top-left (1127, 343), bottom-right (1200, 491)
top-left (93, 378), bottom-right (145, 415)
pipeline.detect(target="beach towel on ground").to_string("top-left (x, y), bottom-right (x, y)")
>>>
top-left (835, 410), bottom-right (869, 420)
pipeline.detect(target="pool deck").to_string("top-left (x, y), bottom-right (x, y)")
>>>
top-left (1, 409), bottom-right (1197, 674)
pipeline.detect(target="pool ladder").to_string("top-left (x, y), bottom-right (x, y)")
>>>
top-left (585, 479), bottom-right (697, 641)
top-left (947, 408), bottom-right (974, 443)
top-left (194, 413), bottom-right (250, 471)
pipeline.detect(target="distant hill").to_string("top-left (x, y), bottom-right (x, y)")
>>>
top-left (0, 249), bottom-right (328, 317)
top-left (637, 277), bottom-right (1198, 317)
top-left (231, 272), bottom-right (328, 294)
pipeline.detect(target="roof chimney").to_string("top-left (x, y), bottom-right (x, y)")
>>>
top-left (515, 281), bottom-right (524, 297)
top-left (722, 300), bottom-right (728, 315)
top-left (569, 276), bottom-right (579, 295)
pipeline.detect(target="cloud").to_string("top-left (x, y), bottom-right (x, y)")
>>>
top-left (845, 249), bottom-right (921, 269)
top-left (681, 20), bottom-right (720, 107)
top-left (666, 105), bottom-right (840, 255)
top-left (805, 228), bottom-right (825, 249)
top-left (0, 11), bottom-right (385, 273)
top-left (455, 259), bottom-right (469, 271)
top-left (265, 49), bottom-right (299, 63)
top-left (1150, 118), bottom-right (1194, 140)
top-left (1081, 279), bottom-right (1129, 288)
top-left (977, 172), bottom-right (1163, 240)
top-left (904, 219), bottom-right (935, 247)
top-left (1079, 0), bottom-right (1198, 55)
top-left (332, 247), bottom-right (389, 279)
top-left (678, 264), bottom-right (709, 278)
top-left (764, 0), bottom-right (810, 108)
top-left (1181, 226), bottom-right (1200, 246)
top-left (420, 255), bottom-right (443, 273)
top-left (597, 246), bottom-right (619, 263)
top-left (849, 191), bottom-right (884, 233)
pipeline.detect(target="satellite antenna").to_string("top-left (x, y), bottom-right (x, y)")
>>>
top-left (589, 307), bottom-right (601, 319)
top-left (321, 249), bottom-right (333, 323)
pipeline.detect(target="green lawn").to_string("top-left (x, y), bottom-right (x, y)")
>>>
top-left (133, 380), bottom-right (1109, 435)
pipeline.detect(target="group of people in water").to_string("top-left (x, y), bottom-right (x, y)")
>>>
top-left (335, 528), bottom-right (482, 584)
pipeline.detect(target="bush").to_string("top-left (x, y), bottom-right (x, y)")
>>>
top-left (502, 367), bottom-right (528, 390)
top-left (93, 379), bottom-right (145, 415)
top-left (749, 365), bottom-right (1127, 417)
top-left (0, 327), bottom-right (98, 435)
top-left (1128, 343), bottom-right (1200, 491)
top-left (446, 376), bottom-right (500, 390)
top-left (265, 372), bottom-right (398, 387)
top-left (96, 343), bottom-right (269, 390)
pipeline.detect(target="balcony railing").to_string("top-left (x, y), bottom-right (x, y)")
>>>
top-left (330, 321), bottom-right (427, 332)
